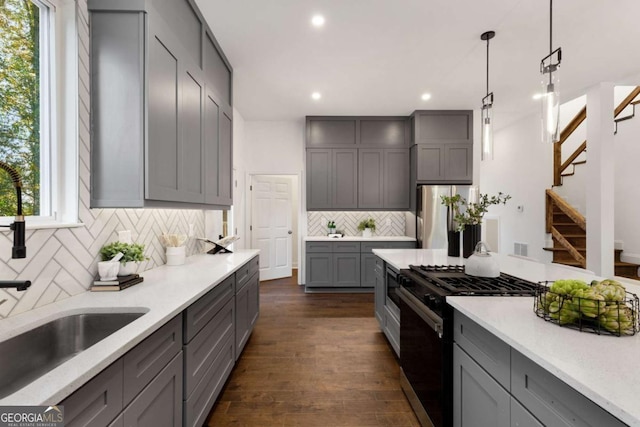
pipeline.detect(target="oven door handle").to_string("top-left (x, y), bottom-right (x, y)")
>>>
top-left (398, 287), bottom-right (444, 339)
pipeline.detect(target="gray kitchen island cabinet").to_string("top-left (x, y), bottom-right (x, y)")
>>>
top-left (88, 0), bottom-right (233, 209)
top-left (453, 310), bottom-right (625, 427)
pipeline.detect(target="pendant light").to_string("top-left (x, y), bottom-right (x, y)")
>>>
top-left (480, 31), bottom-right (495, 161)
top-left (540, 0), bottom-right (562, 143)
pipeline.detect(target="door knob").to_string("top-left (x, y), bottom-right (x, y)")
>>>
top-left (288, 230), bottom-right (293, 234)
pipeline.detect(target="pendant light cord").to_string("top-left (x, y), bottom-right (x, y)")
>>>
top-left (486, 36), bottom-right (490, 96)
top-left (549, 0), bottom-right (553, 85)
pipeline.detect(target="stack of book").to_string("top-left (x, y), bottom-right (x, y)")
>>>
top-left (91, 274), bottom-right (144, 292)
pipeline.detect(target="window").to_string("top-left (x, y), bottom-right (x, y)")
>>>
top-left (0, 0), bottom-right (79, 227)
top-left (0, 0), bottom-right (51, 217)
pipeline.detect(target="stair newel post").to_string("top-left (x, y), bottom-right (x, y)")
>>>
top-left (553, 140), bottom-right (562, 186)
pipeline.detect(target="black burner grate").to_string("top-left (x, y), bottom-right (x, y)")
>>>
top-left (408, 264), bottom-right (540, 296)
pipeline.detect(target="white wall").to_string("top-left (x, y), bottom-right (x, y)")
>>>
top-left (243, 120), bottom-right (306, 272)
top-left (244, 120), bottom-right (305, 174)
top-left (231, 108), bottom-right (247, 250)
top-left (614, 90), bottom-right (640, 264)
top-left (479, 111), bottom-right (554, 263)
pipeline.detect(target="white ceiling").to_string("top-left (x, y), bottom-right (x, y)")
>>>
top-left (195, 0), bottom-right (640, 125)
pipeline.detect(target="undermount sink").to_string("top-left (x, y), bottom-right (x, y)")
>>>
top-left (0, 311), bottom-right (146, 398)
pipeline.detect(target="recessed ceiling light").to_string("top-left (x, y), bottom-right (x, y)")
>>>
top-left (421, 93), bottom-right (432, 101)
top-left (311, 15), bottom-right (325, 27)
top-left (311, 92), bottom-right (322, 100)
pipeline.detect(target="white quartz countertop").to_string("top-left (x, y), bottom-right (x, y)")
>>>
top-left (305, 236), bottom-right (416, 242)
top-left (373, 248), bottom-right (640, 426)
top-left (0, 249), bottom-right (259, 406)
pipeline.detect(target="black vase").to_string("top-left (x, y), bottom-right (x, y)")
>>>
top-left (447, 230), bottom-right (461, 257)
top-left (462, 224), bottom-right (482, 258)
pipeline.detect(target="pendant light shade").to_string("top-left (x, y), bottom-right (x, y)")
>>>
top-left (480, 31), bottom-right (495, 161)
top-left (540, 0), bottom-right (562, 143)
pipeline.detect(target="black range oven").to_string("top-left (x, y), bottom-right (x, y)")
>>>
top-left (397, 265), bottom-right (539, 427)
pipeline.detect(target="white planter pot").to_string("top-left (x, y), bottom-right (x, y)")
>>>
top-left (166, 246), bottom-right (186, 266)
top-left (118, 261), bottom-right (138, 276)
top-left (362, 228), bottom-right (372, 238)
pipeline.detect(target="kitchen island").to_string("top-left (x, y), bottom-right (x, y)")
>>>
top-left (0, 249), bottom-right (259, 410)
top-left (373, 248), bottom-right (640, 426)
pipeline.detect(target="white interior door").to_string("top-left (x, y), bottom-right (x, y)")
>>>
top-left (251, 176), bottom-right (293, 280)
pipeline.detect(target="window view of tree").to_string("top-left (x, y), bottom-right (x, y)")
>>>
top-left (0, 0), bottom-right (41, 216)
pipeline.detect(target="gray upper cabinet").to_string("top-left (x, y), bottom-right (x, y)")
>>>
top-left (358, 149), bottom-right (384, 209)
top-left (411, 110), bottom-right (473, 185)
top-left (333, 149), bottom-right (358, 208)
top-left (89, 0), bottom-right (233, 209)
top-left (358, 149), bottom-right (410, 210)
top-left (412, 110), bottom-right (473, 145)
top-left (306, 117), bottom-right (357, 147)
top-left (306, 149), bottom-right (358, 210)
top-left (306, 116), bottom-right (410, 211)
top-left (360, 118), bottom-right (410, 147)
top-left (384, 149), bottom-right (410, 208)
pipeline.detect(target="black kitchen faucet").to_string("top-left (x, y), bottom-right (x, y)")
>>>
top-left (0, 161), bottom-right (30, 292)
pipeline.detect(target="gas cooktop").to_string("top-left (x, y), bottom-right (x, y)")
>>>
top-left (408, 264), bottom-right (540, 296)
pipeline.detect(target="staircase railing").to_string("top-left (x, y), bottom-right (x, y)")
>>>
top-left (553, 86), bottom-right (640, 186)
top-left (545, 189), bottom-right (586, 267)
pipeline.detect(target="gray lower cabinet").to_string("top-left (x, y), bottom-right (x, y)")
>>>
top-left (235, 270), bottom-right (259, 359)
top-left (61, 257), bottom-right (260, 427)
top-left (62, 360), bottom-right (124, 427)
top-left (305, 253), bottom-right (333, 287)
top-left (122, 353), bottom-right (183, 427)
top-left (453, 310), bottom-right (626, 427)
top-left (333, 253), bottom-right (361, 287)
top-left (361, 253), bottom-right (377, 288)
top-left (373, 257), bottom-right (385, 324)
top-left (453, 344), bottom-right (510, 427)
top-left (61, 316), bottom-right (183, 427)
top-left (306, 241), bottom-right (415, 290)
top-left (88, 0), bottom-right (233, 209)
top-left (511, 350), bottom-right (625, 427)
top-left (183, 292), bottom-right (234, 427)
top-left (511, 398), bottom-right (543, 427)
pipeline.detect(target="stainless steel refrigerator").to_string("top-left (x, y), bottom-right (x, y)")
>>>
top-left (416, 185), bottom-right (473, 249)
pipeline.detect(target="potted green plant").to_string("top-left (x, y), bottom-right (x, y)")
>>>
top-left (100, 241), bottom-right (148, 275)
top-left (440, 192), bottom-right (511, 257)
top-left (357, 218), bottom-right (376, 238)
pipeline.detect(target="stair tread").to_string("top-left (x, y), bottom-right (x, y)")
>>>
top-left (615, 261), bottom-right (640, 267)
top-left (543, 247), bottom-right (586, 252)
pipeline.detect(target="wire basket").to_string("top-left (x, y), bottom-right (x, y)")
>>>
top-left (534, 281), bottom-right (640, 336)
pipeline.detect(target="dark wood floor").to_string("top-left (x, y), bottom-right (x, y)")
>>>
top-left (206, 271), bottom-right (419, 426)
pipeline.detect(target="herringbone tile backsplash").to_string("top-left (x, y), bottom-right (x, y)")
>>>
top-left (0, 0), bottom-right (206, 319)
top-left (307, 212), bottom-right (407, 237)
